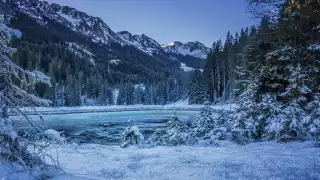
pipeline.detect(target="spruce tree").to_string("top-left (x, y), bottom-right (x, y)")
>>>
top-left (188, 70), bottom-right (206, 104)
top-left (149, 112), bottom-right (191, 146)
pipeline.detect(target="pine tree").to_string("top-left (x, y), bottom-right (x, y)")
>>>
top-left (233, 0), bottom-right (320, 143)
top-left (54, 81), bottom-right (65, 107)
top-left (149, 112), bottom-right (191, 146)
top-left (192, 101), bottom-right (215, 138)
top-left (203, 110), bottom-right (232, 142)
top-left (188, 70), bottom-right (206, 104)
top-left (120, 118), bottom-right (144, 148)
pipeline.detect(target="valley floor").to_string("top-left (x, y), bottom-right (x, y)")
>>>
top-left (51, 141), bottom-right (318, 180)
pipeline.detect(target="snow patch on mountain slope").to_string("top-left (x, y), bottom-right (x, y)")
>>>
top-left (180, 63), bottom-right (194, 72)
top-left (67, 42), bottom-right (95, 65)
top-left (9, 28), bottom-right (22, 38)
top-left (112, 88), bottom-right (120, 105)
top-left (7, 0), bottom-right (125, 45)
top-left (109, 59), bottom-right (121, 65)
top-left (57, 11), bottom-right (79, 26)
top-left (178, 47), bottom-right (206, 59)
top-left (117, 31), bottom-right (163, 55)
top-left (163, 41), bottom-right (210, 59)
top-left (308, 43), bottom-right (320, 51)
top-left (134, 84), bottom-right (146, 91)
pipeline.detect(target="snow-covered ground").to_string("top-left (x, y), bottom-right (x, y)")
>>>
top-left (6, 103), bottom-right (319, 180)
top-left (2, 104), bottom-right (320, 180)
top-left (50, 141), bottom-right (320, 179)
top-left (1, 139), bottom-right (319, 180)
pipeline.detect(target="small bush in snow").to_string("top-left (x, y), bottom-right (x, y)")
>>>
top-left (149, 112), bottom-right (194, 146)
top-left (192, 101), bottom-right (215, 138)
top-left (120, 118), bottom-right (144, 148)
top-left (203, 111), bottom-right (232, 142)
top-left (42, 129), bottom-right (66, 144)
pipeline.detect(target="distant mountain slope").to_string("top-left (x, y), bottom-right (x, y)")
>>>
top-left (1, 0), bottom-right (209, 69)
top-left (0, 0), bottom-right (208, 106)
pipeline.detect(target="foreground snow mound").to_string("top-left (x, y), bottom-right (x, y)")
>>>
top-left (43, 129), bottom-right (66, 143)
top-left (50, 141), bottom-right (319, 180)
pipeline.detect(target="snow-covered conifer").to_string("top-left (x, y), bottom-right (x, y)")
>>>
top-left (120, 118), bottom-right (144, 148)
top-left (192, 101), bottom-right (215, 138)
top-left (54, 81), bottom-right (65, 107)
top-left (149, 112), bottom-right (192, 146)
top-left (0, 15), bottom-right (55, 174)
top-left (204, 111), bottom-right (232, 141)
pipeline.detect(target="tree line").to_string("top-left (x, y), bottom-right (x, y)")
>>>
top-left (187, 0), bottom-right (319, 143)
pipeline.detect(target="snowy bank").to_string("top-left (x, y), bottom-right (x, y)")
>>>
top-left (45, 141), bottom-right (320, 180)
top-left (18, 103), bottom-right (236, 115)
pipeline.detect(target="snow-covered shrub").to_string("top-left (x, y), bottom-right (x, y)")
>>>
top-left (120, 118), bottom-right (144, 148)
top-left (263, 64), bottom-right (319, 142)
top-left (0, 15), bottom-right (59, 176)
top-left (278, 104), bottom-right (307, 142)
top-left (203, 111), bottom-right (232, 142)
top-left (305, 93), bottom-right (320, 145)
top-left (192, 101), bottom-right (215, 138)
top-left (230, 82), bottom-right (262, 144)
top-left (232, 64), bottom-right (320, 144)
top-left (42, 129), bottom-right (66, 144)
top-left (149, 113), bottom-right (193, 146)
top-left (165, 115), bottom-right (189, 146)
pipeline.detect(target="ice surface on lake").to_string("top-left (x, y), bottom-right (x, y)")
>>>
top-left (13, 110), bottom-right (199, 145)
top-left (13, 110), bottom-right (198, 127)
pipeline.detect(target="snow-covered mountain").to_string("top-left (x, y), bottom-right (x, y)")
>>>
top-left (1, 0), bottom-right (209, 68)
top-left (2, 0), bottom-right (124, 44)
top-left (117, 31), bottom-right (211, 59)
top-left (162, 41), bottom-right (211, 59)
top-left (117, 31), bottom-right (163, 55)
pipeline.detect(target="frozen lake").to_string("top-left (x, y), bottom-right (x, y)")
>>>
top-left (13, 110), bottom-right (199, 145)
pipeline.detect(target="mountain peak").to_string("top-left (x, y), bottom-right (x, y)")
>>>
top-left (117, 31), bottom-right (162, 55)
top-left (5, 0), bottom-right (124, 44)
top-left (162, 41), bottom-right (210, 59)
top-left (163, 41), bottom-right (183, 48)
top-left (5, 0), bottom-right (210, 61)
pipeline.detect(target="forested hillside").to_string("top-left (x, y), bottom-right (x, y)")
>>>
top-left (186, 0), bottom-right (320, 143)
top-left (0, 0), bottom-right (209, 106)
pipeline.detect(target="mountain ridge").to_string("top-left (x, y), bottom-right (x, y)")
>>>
top-left (0, 0), bottom-right (208, 106)
top-left (2, 0), bottom-right (210, 60)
